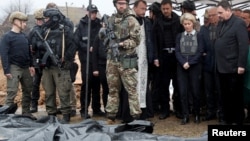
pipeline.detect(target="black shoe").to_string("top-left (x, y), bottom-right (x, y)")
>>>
top-left (181, 117), bottom-right (189, 125)
top-left (159, 113), bottom-right (170, 120)
top-left (194, 116), bottom-right (200, 124)
top-left (93, 110), bottom-right (105, 116)
top-left (22, 112), bottom-right (37, 120)
top-left (70, 110), bottom-right (76, 117)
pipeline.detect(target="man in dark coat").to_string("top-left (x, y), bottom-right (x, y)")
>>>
top-left (153, 0), bottom-right (183, 120)
top-left (74, 4), bottom-right (104, 118)
top-left (214, 0), bottom-right (249, 125)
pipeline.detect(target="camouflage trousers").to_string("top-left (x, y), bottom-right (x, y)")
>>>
top-left (42, 66), bottom-right (71, 115)
top-left (105, 60), bottom-right (142, 118)
top-left (5, 65), bottom-right (33, 113)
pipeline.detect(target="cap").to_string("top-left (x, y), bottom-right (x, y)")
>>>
top-left (181, 0), bottom-right (196, 11)
top-left (87, 4), bottom-right (99, 12)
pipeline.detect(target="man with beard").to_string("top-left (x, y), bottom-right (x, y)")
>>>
top-left (99, 0), bottom-right (141, 124)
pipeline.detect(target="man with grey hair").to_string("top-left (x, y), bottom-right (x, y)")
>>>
top-left (200, 7), bottom-right (224, 122)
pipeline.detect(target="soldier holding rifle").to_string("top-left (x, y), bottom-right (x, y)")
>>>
top-left (99, 0), bottom-right (141, 124)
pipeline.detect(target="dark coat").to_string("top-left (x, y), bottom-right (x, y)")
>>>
top-left (214, 15), bottom-right (249, 73)
top-left (74, 15), bottom-right (101, 63)
top-left (200, 24), bottom-right (215, 72)
top-left (143, 17), bottom-right (155, 64)
top-left (153, 12), bottom-right (183, 60)
top-left (92, 35), bottom-right (107, 71)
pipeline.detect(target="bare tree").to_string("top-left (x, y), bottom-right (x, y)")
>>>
top-left (1, 0), bottom-right (33, 17)
top-left (0, 0), bottom-right (34, 36)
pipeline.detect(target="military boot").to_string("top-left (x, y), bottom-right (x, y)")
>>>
top-left (30, 101), bottom-right (38, 113)
top-left (60, 114), bottom-right (71, 124)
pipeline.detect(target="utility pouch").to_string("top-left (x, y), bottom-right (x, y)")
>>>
top-left (122, 55), bottom-right (138, 69)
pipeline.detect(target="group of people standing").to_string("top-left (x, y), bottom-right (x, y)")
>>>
top-left (0, 0), bottom-right (250, 126)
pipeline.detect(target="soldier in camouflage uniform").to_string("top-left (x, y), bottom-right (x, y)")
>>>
top-left (99, 0), bottom-right (141, 124)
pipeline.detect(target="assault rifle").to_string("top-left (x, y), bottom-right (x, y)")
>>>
top-left (102, 14), bottom-right (120, 60)
top-left (35, 30), bottom-right (62, 70)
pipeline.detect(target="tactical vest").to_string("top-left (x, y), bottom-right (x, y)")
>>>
top-left (112, 16), bottom-right (130, 42)
top-left (43, 26), bottom-right (63, 66)
top-left (180, 32), bottom-right (198, 55)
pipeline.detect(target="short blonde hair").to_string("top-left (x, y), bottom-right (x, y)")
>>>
top-left (180, 13), bottom-right (196, 24)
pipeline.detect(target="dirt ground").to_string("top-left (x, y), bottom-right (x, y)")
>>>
top-left (0, 61), bottom-right (218, 138)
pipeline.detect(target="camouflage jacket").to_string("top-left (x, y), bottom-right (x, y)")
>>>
top-left (108, 8), bottom-right (141, 56)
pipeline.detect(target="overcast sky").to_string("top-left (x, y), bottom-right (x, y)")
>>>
top-left (0, 0), bottom-right (205, 24)
top-left (0, 0), bottom-right (115, 19)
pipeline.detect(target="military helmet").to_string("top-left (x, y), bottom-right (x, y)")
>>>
top-left (34, 8), bottom-right (44, 19)
top-left (148, 2), bottom-right (161, 15)
top-left (43, 8), bottom-right (62, 22)
top-left (113, 0), bottom-right (130, 5)
top-left (87, 4), bottom-right (99, 12)
top-left (181, 0), bottom-right (196, 11)
top-left (9, 11), bottom-right (28, 23)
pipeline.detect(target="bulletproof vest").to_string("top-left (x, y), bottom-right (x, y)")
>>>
top-left (180, 32), bottom-right (198, 55)
top-left (44, 27), bottom-right (63, 64)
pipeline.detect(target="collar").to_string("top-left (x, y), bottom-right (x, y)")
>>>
top-left (184, 30), bottom-right (196, 35)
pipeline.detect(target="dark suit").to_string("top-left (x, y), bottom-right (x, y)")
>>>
top-left (214, 15), bottom-right (249, 124)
